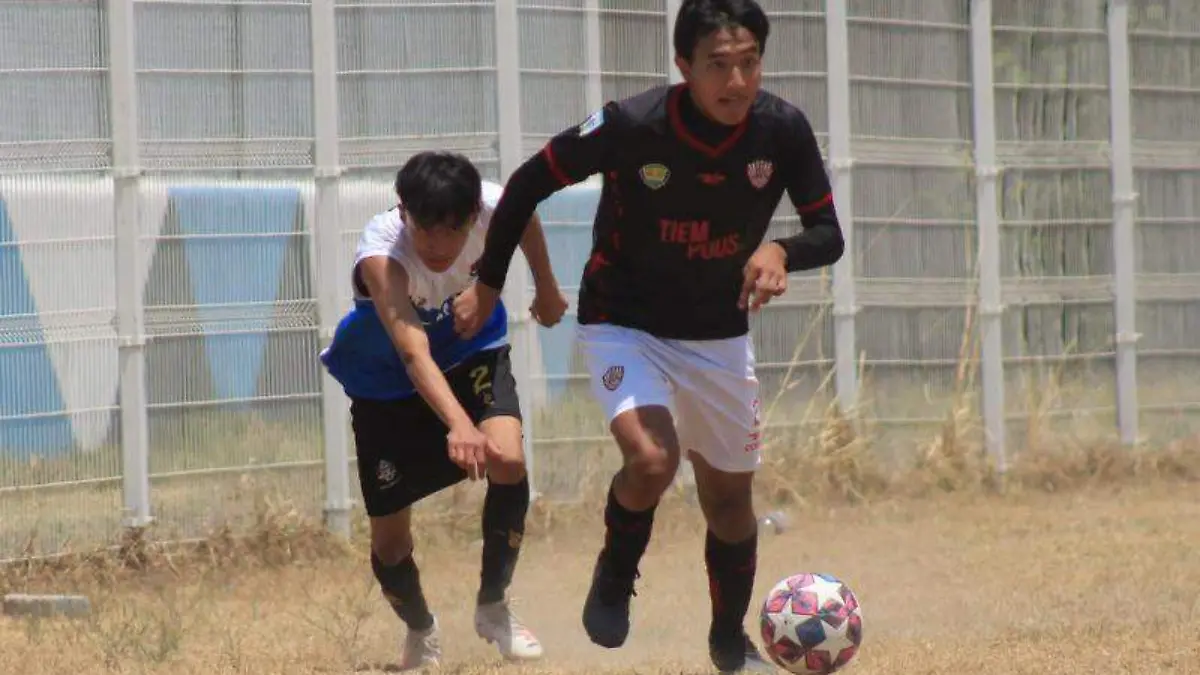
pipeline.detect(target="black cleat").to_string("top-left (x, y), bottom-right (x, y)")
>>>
top-left (581, 553), bottom-right (638, 648)
top-left (709, 631), bottom-right (775, 674)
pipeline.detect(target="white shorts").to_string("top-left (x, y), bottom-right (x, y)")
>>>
top-left (577, 324), bottom-right (762, 473)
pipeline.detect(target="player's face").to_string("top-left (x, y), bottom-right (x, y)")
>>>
top-left (405, 211), bottom-right (476, 273)
top-left (676, 26), bottom-right (762, 126)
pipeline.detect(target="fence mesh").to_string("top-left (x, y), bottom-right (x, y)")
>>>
top-left (1, 0), bottom-right (1198, 557)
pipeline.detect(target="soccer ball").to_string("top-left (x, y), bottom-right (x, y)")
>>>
top-left (759, 573), bottom-right (863, 674)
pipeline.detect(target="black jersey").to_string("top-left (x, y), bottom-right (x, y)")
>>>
top-left (477, 83), bottom-right (843, 341)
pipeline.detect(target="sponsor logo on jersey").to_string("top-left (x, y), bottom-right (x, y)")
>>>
top-left (747, 159), bottom-right (774, 189)
top-left (579, 109), bottom-right (605, 136)
top-left (601, 365), bottom-right (625, 391)
top-left (639, 163), bottom-right (670, 190)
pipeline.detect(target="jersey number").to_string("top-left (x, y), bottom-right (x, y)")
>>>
top-left (470, 365), bottom-right (494, 405)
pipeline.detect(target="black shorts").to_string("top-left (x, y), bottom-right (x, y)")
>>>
top-left (350, 345), bottom-right (522, 518)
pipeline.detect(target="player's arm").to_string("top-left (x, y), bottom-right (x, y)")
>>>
top-left (359, 255), bottom-right (475, 432)
top-left (475, 104), bottom-right (625, 293)
top-left (771, 108), bottom-right (846, 273)
top-left (517, 211), bottom-right (570, 328)
top-left (519, 212), bottom-right (557, 289)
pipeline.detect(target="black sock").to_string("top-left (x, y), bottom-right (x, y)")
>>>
top-left (372, 552), bottom-right (435, 631)
top-left (478, 477), bottom-right (530, 605)
top-left (600, 477), bottom-right (657, 578)
top-left (705, 529), bottom-right (758, 641)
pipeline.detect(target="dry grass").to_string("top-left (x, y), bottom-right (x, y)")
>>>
top-left (4, 287), bottom-right (1200, 674)
top-left (2, 423), bottom-right (1199, 675)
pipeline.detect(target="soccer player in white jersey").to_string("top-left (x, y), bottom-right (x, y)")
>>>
top-left (319, 151), bottom-right (568, 669)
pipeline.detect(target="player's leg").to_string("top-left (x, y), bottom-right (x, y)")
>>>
top-left (577, 325), bottom-right (680, 648)
top-left (670, 337), bottom-right (773, 673)
top-left (689, 456), bottom-right (772, 673)
top-left (368, 508), bottom-right (441, 669)
top-left (452, 346), bottom-right (543, 659)
top-left (472, 414), bottom-right (543, 659)
top-left (351, 396), bottom-right (469, 669)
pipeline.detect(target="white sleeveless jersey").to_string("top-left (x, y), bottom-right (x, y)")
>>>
top-left (353, 180), bottom-right (504, 327)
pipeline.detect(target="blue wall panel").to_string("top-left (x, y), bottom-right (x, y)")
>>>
top-left (534, 186), bottom-right (601, 398)
top-left (168, 187), bottom-right (301, 403)
top-left (0, 196), bottom-right (73, 456)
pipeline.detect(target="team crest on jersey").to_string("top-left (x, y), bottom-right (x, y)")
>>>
top-left (601, 365), bottom-right (625, 391)
top-left (747, 159), bottom-right (774, 189)
top-left (579, 109), bottom-right (605, 136)
top-left (639, 163), bottom-right (670, 190)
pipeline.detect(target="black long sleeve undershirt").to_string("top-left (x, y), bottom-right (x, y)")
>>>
top-left (773, 198), bottom-right (844, 273)
top-left (474, 152), bottom-right (563, 291)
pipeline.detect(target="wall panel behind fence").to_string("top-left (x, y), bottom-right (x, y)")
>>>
top-left (1129, 0), bottom-right (1200, 440)
top-left (992, 1), bottom-right (1118, 446)
top-left (0, 1), bottom-right (122, 558)
top-left (844, 1), bottom-right (979, 459)
top-left (134, 0), bottom-right (324, 540)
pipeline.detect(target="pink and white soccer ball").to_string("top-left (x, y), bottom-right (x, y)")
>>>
top-left (759, 573), bottom-right (863, 674)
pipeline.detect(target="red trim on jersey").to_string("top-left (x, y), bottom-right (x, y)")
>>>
top-left (541, 146), bottom-right (571, 186)
top-left (796, 192), bottom-right (833, 214)
top-left (667, 84), bottom-right (749, 158)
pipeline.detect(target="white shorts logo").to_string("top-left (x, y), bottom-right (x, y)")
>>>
top-left (601, 365), bottom-right (625, 391)
top-left (745, 397), bottom-right (762, 453)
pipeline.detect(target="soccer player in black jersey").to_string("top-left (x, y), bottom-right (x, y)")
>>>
top-left (453, 1), bottom-right (843, 672)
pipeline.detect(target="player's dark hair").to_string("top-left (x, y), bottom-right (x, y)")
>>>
top-left (394, 151), bottom-right (483, 230)
top-left (673, 0), bottom-right (770, 62)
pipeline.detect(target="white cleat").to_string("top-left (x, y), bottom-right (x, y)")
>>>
top-left (474, 600), bottom-right (544, 661)
top-left (399, 617), bottom-right (442, 671)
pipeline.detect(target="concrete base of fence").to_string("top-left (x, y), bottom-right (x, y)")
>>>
top-left (2, 594), bottom-right (91, 619)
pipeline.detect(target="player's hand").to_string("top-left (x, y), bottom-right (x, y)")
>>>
top-left (446, 423), bottom-right (494, 481)
top-left (530, 283), bottom-right (569, 328)
top-left (739, 242), bottom-right (789, 312)
top-left (453, 282), bottom-right (501, 340)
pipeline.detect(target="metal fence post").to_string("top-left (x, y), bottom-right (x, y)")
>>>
top-left (311, 0), bottom-right (352, 537)
top-left (585, 0), bottom-right (603, 111)
top-left (824, 0), bottom-right (859, 413)
top-left (495, 0), bottom-right (539, 500)
top-left (108, 0), bottom-right (153, 531)
top-left (1106, 0), bottom-right (1140, 446)
top-left (666, 0), bottom-right (682, 83)
top-left (969, 0), bottom-right (1007, 472)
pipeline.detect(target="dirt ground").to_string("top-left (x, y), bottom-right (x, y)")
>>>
top-left (1, 481), bottom-right (1198, 675)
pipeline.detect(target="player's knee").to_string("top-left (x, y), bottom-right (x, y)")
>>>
top-left (481, 416), bottom-right (527, 484)
top-left (487, 451), bottom-right (527, 484)
top-left (370, 513), bottom-right (414, 565)
top-left (623, 445), bottom-right (680, 496)
top-left (612, 406), bottom-right (680, 496)
top-left (699, 488), bottom-right (755, 540)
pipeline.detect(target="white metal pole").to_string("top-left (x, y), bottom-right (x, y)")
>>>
top-left (108, 0), bottom-right (153, 530)
top-left (824, 0), bottom-right (859, 413)
top-left (969, 0), bottom-right (1007, 472)
top-left (311, 0), bottom-right (353, 537)
top-left (585, 0), bottom-right (603, 111)
top-left (666, 0), bottom-right (683, 83)
top-left (1107, 0), bottom-right (1140, 446)
top-left (662, 0), bottom-right (696, 497)
top-left (495, 0), bottom-right (539, 500)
